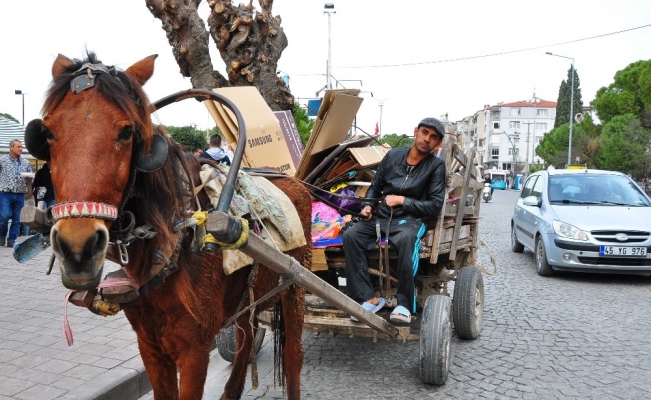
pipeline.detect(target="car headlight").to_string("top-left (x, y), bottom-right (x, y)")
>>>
top-left (552, 220), bottom-right (588, 241)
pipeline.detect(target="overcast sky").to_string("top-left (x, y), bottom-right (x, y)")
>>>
top-left (2, 1), bottom-right (650, 138)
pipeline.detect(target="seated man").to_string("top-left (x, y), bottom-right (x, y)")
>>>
top-left (343, 118), bottom-right (446, 324)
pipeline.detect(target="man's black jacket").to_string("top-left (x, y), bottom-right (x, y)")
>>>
top-left (362, 147), bottom-right (446, 220)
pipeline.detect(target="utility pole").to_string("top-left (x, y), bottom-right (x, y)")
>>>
top-left (522, 122), bottom-right (535, 176)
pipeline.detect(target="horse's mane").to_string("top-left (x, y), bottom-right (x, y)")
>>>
top-left (42, 51), bottom-right (154, 151)
top-left (126, 130), bottom-right (194, 283)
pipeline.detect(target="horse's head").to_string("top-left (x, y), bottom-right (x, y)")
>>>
top-left (26, 53), bottom-right (163, 290)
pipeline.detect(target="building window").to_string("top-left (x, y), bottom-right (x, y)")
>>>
top-left (537, 109), bottom-right (548, 117)
top-left (536, 122), bottom-right (547, 130)
top-left (510, 108), bottom-right (521, 116)
top-left (491, 148), bottom-right (499, 159)
top-left (493, 122), bottom-right (500, 129)
top-left (509, 121), bottom-right (520, 129)
top-left (479, 139), bottom-right (484, 147)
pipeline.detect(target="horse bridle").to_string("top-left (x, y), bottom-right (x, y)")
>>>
top-left (24, 62), bottom-right (170, 227)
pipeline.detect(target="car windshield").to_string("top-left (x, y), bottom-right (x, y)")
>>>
top-left (547, 174), bottom-right (651, 206)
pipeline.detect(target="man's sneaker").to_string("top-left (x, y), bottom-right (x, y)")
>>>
top-left (6, 241), bottom-right (14, 248)
top-left (0, 238), bottom-right (5, 247)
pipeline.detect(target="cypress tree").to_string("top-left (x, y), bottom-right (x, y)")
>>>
top-left (554, 66), bottom-right (583, 128)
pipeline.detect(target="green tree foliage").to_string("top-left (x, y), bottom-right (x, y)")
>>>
top-left (293, 103), bottom-right (314, 147)
top-left (378, 133), bottom-right (413, 148)
top-left (165, 125), bottom-right (209, 152)
top-left (597, 114), bottom-right (651, 177)
top-left (554, 66), bottom-right (583, 128)
top-left (537, 114), bottom-right (600, 168)
top-left (0, 113), bottom-right (19, 123)
top-left (591, 59), bottom-right (651, 127)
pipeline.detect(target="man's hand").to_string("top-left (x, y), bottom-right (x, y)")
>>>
top-left (360, 205), bottom-right (373, 221)
top-left (385, 195), bottom-right (405, 208)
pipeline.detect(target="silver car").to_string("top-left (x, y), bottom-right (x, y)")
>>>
top-left (511, 168), bottom-right (651, 275)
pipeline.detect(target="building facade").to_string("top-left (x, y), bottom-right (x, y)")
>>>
top-left (482, 99), bottom-right (557, 173)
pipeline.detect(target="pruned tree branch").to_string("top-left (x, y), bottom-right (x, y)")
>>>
top-left (146, 0), bottom-right (293, 111)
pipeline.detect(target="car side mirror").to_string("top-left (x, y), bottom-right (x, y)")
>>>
top-left (523, 195), bottom-right (542, 207)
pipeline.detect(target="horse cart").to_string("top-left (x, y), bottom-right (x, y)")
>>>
top-left (212, 134), bottom-right (486, 384)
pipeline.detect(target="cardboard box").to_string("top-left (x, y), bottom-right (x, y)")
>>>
top-left (204, 87), bottom-right (297, 175)
top-left (348, 145), bottom-right (391, 166)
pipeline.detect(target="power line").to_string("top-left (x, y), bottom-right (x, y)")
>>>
top-left (338, 23), bottom-right (651, 69)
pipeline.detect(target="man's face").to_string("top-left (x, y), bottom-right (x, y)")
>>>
top-left (10, 141), bottom-right (23, 158)
top-left (412, 126), bottom-right (442, 155)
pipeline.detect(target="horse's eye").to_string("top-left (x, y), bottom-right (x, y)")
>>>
top-left (44, 128), bottom-right (55, 141)
top-left (117, 127), bottom-right (134, 142)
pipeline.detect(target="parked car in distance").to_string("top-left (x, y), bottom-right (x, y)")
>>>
top-left (511, 168), bottom-right (651, 276)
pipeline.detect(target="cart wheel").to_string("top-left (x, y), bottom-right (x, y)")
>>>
top-left (452, 266), bottom-right (484, 340)
top-left (535, 236), bottom-right (555, 276)
top-left (511, 224), bottom-right (524, 253)
top-left (216, 325), bottom-right (266, 363)
top-left (419, 295), bottom-right (452, 385)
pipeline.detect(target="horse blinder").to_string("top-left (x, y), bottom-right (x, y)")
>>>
top-left (135, 133), bottom-right (168, 172)
top-left (25, 119), bottom-right (50, 161)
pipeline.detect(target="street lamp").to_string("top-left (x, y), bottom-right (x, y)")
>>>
top-left (376, 98), bottom-right (388, 136)
top-left (324, 3), bottom-right (336, 90)
top-left (546, 52), bottom-right (575, 167)
top-left (14, 90), bottom-right (26, 126)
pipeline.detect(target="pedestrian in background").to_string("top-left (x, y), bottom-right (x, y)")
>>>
top-left (0, 140), bottom-right (33, 247)
top-left (33, 161), bottom-right (56, 209)
top-left (199, 134), bottom-right (231, 165)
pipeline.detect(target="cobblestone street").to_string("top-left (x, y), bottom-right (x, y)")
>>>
top-left (188, 189), bottom-right (651, 399)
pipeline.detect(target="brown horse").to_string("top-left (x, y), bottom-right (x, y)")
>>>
top-left (26, 52), bottom-right (310, 400)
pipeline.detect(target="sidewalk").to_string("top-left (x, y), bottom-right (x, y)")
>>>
top-left (0, 240), bottom-right (151, 400)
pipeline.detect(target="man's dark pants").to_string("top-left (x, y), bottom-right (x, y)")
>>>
top-left (0, 192), bottom-right (26, 243)
top-left (343, 217), bottom-right (426, 314)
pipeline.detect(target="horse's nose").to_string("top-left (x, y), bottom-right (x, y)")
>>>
top-left (51, 220), bottom-right (110, 275)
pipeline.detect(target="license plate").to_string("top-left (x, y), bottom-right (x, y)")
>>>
top-left (599, 246), bottom-right (647, 257)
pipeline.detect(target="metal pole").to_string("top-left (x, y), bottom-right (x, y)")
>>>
top-left (568, 61), bottom-right (575, 166)
top-left (326, 12), bottom-right (332, 90)
top-left (545, 52), bottom-right (575, 167)
top-left (379, 100), bottom-right (384, 136)
top-left (21, 93), bottom-right (25, 126)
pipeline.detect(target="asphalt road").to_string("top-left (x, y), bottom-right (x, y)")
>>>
top-left (140, 189), bottom-right (651, 399)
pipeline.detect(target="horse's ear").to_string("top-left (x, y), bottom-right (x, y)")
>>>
top-left (52, 54), bottom-right (73, 78)
top-left (126, 55), bottom-right (158, 86)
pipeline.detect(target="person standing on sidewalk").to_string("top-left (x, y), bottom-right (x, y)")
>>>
top-left (0, 140), bottom-right (33, 247)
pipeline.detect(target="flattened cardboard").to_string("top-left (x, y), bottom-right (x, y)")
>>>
top-left (309, 95), bottom-right (363, 155)
top-left (348, 145), bottom-right (391, 167)
top-left (274, 110), bottom-right (304, 170)
top-left (296, 89), bottom-right (363, 180)
top-left (204, 87), bottom-right (297, 175)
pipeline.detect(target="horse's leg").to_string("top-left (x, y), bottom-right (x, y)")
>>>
top-left (176, 343), bottom-right (212, 400)
top-left (221, 315), bottom-right (254, 400)
top-left (280, 283), bottom-right (305, 400)
top-left (138, 340), bottom-right (180, 400)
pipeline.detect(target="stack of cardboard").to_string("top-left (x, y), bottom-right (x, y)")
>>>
top-left (204, 87), bottom-right (390, 203)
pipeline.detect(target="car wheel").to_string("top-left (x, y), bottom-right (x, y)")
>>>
top-left (535, 236), bottom-right (554, 276)
top-left (511, 225), bottom-right (524, 253)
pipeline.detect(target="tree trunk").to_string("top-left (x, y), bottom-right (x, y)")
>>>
top-left (145, 0), bottom-right (293, 112)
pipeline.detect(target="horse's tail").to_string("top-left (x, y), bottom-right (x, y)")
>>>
top-left (272, 302), bottom-right (286, 389)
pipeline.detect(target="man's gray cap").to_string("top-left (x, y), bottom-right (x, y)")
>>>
top-left (419, 117), bottom-right (445, 139)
